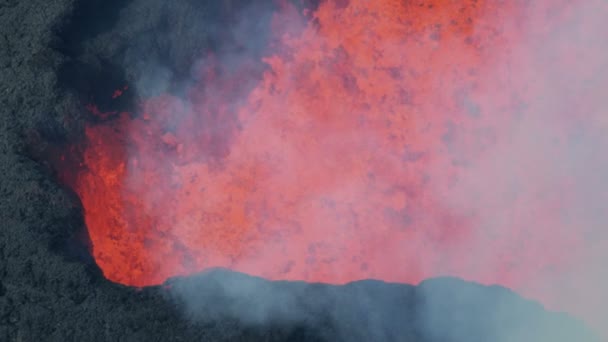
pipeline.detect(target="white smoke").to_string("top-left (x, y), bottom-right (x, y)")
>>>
top-left (431, 0), bottom-right (608, 338)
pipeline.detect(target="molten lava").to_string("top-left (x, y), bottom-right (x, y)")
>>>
top-left (69, 0), bottom-right (608, 332)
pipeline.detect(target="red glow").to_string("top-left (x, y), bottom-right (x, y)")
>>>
top-left (111, 86), bottom-right (128, 99)
top-left (69, 0), bottom-right (607, 332)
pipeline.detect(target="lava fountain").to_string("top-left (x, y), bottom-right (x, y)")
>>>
top-left (66, 0), bottom-right (608, 334)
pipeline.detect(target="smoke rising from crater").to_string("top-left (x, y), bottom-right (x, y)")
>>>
top-left (73, 0), bottom-right (607, 340)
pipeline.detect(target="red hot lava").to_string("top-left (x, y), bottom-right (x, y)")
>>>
top-left (69, 0), bottom-right (608, 333)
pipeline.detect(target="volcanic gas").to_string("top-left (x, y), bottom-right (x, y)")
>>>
top-left (61, 0), bottom-right (608, 333)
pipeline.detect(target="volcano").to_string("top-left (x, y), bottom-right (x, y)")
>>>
top-left (1, 0), bottom-right (607, 341)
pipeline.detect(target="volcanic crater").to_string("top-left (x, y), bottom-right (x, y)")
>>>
top-left (1, 0), bottom-right (606, 341)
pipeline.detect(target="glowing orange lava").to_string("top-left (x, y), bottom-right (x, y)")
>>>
top-left (71, 0), bottom-right (608, 330)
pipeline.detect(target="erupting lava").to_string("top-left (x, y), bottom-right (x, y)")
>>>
top-left (67, 0), bottom-right (608, 331)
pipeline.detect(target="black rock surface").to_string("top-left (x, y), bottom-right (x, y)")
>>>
top-left (0, 0), bottom-right (600, 341)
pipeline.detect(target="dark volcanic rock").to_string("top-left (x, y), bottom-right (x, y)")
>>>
top-left (0, 0), bottom-right (600, 341)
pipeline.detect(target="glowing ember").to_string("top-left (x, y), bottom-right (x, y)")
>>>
top-left (69, 0), bottom-right (607, 332)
